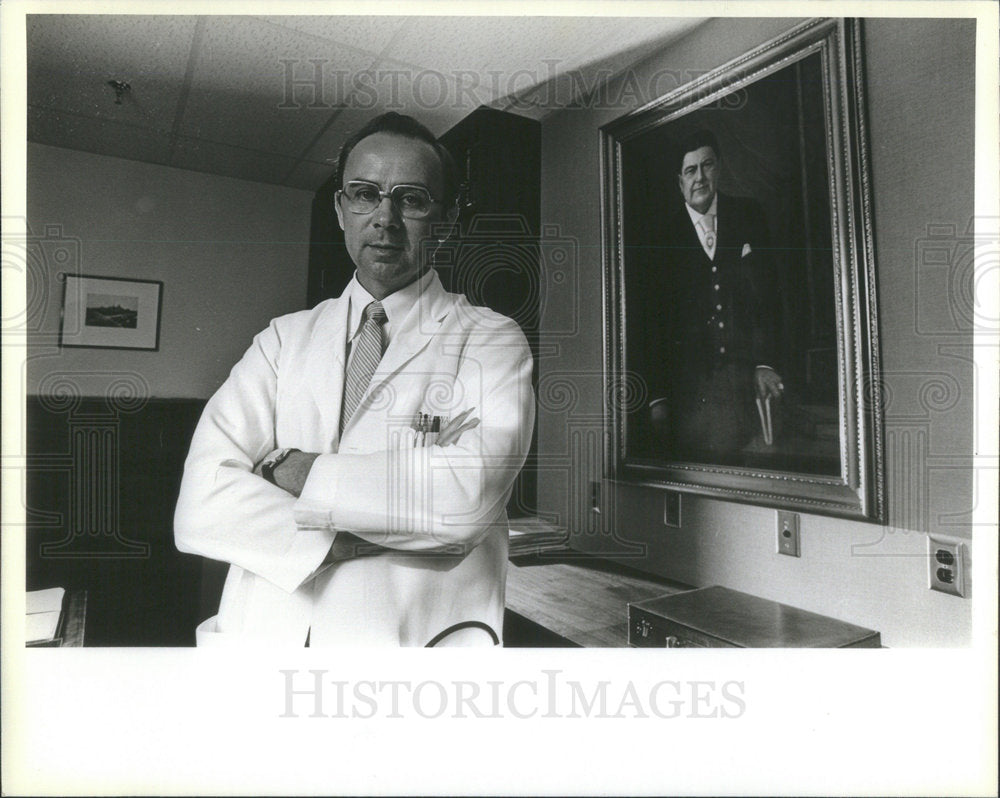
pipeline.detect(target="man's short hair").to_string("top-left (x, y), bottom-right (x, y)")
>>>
top-left (674, 129), bottom-right (721, 175)
top-left (335, 112), bottom-right (461, 207)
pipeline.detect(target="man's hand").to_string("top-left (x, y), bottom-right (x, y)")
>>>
top-left (754, 366), bottom-right (784, 402)
top-left (253, 449), bottom-right (320, 497)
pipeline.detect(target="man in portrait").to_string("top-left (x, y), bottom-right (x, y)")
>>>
top-left (640, 128), bottom-right (784, 465)
top-left (174, 112), bottom-right (535, 646)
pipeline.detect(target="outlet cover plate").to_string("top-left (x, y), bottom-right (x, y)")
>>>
top-left (928, 536), bottom-right (966, 597)
top-left (777, 511), bottom-right (801, 557)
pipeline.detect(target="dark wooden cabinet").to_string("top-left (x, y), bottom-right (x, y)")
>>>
top-left (306, 107), bottom-right (541, 513)
top-left (306, 176), bottom-right (351, 309)
top-left (439, 107), bottom-right (540, 515)
top-left (437, 107), bottom-right (540, 346)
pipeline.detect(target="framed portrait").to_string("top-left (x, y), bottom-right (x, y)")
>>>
top-left (601, 18), bottom-right (884, 520)
top-left (59, 274), bottom-right (163, 351)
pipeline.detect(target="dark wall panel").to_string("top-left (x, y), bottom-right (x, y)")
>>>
top-left (26, 396), bottom-right (210, 646)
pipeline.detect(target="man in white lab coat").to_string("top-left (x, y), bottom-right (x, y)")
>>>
top-left (174, 112), bottom-right (535, 646)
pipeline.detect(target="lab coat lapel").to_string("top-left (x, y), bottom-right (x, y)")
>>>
top-left (303, 294), bottom-right (350, 444)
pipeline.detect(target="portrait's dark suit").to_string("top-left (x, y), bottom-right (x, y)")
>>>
top-left (629, 192), bottom-right (779, 464)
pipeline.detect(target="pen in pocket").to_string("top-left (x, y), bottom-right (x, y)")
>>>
top-left (412, 412), bottom-right (444, 447)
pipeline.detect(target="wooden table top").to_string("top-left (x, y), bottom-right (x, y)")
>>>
top-left (505, 551), bottom-right (689, 647)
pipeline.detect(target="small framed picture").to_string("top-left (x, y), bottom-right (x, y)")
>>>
top-left (60, 274), bottom-right (163, 351)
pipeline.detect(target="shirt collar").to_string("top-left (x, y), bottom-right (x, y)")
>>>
top-left (685, 193), bottom-right (718, 228)
top-left (345, 268), bottom-right (435, 343)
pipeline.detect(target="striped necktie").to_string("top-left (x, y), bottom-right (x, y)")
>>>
top-left (340, 300), bottom-right (388, 434)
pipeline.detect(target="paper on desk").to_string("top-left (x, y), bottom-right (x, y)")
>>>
top-left (507, 520), bottom-right (570, 557)
top-left (27, 586), bottom-right (65, 614)
top-left (27, 587), bottom-right (65, 643)
top-left (27, 610), bottom-right (62, 644)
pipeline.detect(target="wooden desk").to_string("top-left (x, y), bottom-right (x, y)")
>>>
top-left (505, 551), bottom-right (882, 649)
top-left (505, 552), bottom-right (689, 647)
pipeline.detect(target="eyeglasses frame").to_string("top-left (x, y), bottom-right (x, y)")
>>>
top-left (336, 180), bottom-right (443, 219)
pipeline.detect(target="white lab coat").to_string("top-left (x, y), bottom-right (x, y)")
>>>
top-left (174, 271), bottom-right (534, 646)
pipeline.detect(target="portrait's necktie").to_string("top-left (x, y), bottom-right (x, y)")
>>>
top-left (340, 300), bottom-right (388, 434)
top-left (700, 213), bottom-right (717, 258)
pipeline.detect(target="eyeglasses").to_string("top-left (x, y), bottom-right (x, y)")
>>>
top-left (337, 180), bottom-right (440, 219)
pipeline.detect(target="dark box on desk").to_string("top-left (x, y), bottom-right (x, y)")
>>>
top-left (628, 585), bottom-right (881, 648)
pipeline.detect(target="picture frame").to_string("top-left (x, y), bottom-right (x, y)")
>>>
top-left (59, 274), bottom-right (163, 351)
top-left (601, 18), bottom-right (884, 521)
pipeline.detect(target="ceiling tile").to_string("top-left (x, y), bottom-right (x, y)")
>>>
top-left (28, 105), bottom-right (173, 165)
top-left (385, 17), bottom-right (613, 83)
top-left (384, 16), bottom-right (702, 108)
top-left (565, 17), bottom-right (701, 69)
top-left (259, 15), bottom-right (409, 56)
top-left (27, 15), bottom-right (197, 134)
top-left (356, 65), bottom-right (476, 131)
top-left (299, 85), bottom-right (474, 170)
top-left (500, 18), bottom-right (705, 116)
top-left (170, 135), bottom-right (300, 186)
top-left (298, 109), bottom-right (373, 167)
top-left (25, 14), bottom-right (709, 190)
top-left (178, 16), bottom-right (370, 157)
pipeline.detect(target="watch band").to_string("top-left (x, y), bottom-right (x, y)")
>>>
top-left (261, 448), bottom-right (299, 484)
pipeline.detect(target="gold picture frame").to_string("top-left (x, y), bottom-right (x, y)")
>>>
top-left (601, 18), bottom-right (884, 520)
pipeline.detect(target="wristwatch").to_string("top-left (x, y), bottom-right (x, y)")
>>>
top-left (260, 448), bottom-right (299, 485)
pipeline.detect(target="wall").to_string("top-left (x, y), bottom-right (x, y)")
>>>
top-left (26, 143), bottom-right (313, 399)
top-left (537, 18), bottom-right (976, 646)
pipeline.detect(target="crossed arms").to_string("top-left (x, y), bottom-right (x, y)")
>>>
top-left (174, 314), bottom-right (535, 594)
top-left (252, 409), bottom-right (485, 565)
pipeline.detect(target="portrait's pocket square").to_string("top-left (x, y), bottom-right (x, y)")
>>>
top-left (741, 243), bottom-right (752, 257)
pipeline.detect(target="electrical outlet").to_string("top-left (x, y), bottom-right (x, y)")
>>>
top-left (663, 491), bottom-right (682, 527)
top-left (776, 511), bottom-right (800, 557)
top-left (928, 536), bottom-right (966, 597)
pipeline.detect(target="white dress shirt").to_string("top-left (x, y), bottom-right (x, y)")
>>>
top-left (685, 194), bottom-right (719, 259)
top-left (343, 268), bottom-right (435, 367)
